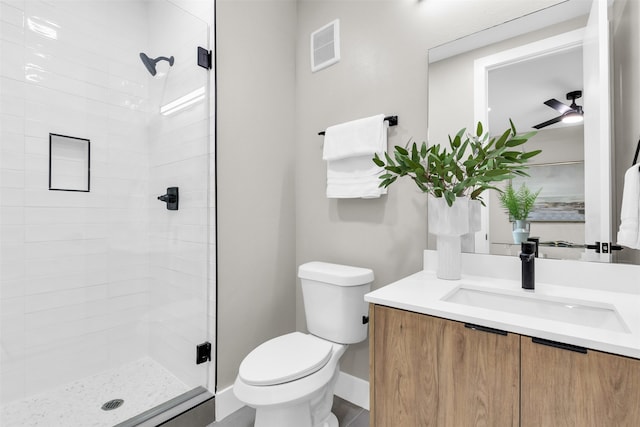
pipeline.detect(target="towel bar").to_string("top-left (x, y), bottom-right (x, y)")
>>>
top-left (318, 115), bottom-right (398, 136)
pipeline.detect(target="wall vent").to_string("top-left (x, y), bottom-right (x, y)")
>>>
top-left (310, 19), bottom-right (340, 72)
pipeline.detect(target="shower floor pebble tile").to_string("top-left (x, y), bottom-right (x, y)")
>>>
top-left (0, 357), bottom-right (190, 427)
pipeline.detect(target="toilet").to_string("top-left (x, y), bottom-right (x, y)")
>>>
top-left (233, 261), bottom-right (374, 427)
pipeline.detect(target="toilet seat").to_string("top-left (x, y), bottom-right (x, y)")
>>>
top-left (239, 332), bottom-right (333, 386)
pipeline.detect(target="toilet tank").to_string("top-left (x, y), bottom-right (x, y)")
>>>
top-left (298, 262), bottom-right (374, 344)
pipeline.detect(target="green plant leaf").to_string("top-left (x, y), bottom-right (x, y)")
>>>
top-left (482, 168), bottom-right (511, 177)
top-left (380, 176), bottom-right (397, 188)
top-left (505, 138), bottom-right (527, 147)
top-left (499, 182), bottom-right (540, 220)
top-left (444, 190), bottom-right (455, 207)
top-left (433, 176), bottom-right (443, 189)
top-left (463, 158), bottom-right (478, 168)
top-left (384, 152), bottom-right (396, 165)
top-left (416, 180), bottom-right (428, 192)
top-left (521, 149), bottom-right (542, 160)
top-left (452, 133), bottom-right (461, 148)
top-left (456, 140), bottom-right (469, 161)
top-left (452, 182), bottom-right (465, 194)
top-left (420, 142), bottom-right (428, 158)
top-left (371, 120), bottom-right (540, 205)
top-left (411, 143), bottom-right (419, 162)
top-left (519, 131), bottom-right (538, 140)
top-left (395, 145), bottom-right (408, 156)
top-left (502, 151), bottom-right (521, 159)
top-left (495, 128), bottom-right (512, 149)
top-left (415, 172), bottom-right (428, 183)
top-left (469, 187), bottom-right (483, 199)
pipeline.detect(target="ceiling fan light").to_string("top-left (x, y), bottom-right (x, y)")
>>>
top-left (561, 111), bottom-right (583, 124)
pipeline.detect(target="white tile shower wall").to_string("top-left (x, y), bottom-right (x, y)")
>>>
top-left (0, 0), bottom-right (152, 404)
top-left (146, 0), bottom-right (211, 390)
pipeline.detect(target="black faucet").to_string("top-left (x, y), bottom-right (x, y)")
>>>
top-left (520, 241), bottom-right (536, 290)
top-left (527, 237), bottom-right (540, 258)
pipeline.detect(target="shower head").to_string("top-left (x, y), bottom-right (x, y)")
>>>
top-left (139, 52), bottom-right (175, 76)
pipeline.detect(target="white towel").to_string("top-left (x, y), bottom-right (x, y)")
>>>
top-left (323, 115), bottom-right (388, 199)
top-left (323, 114), bottom-right (386, 161)
top-left (326, 155), bottom-right (388, 198)
top-left (616, 164), bottom-right (640, 249)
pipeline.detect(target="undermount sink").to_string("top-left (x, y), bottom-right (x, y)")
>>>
top-left (442, 286), bottom-right (629, 333)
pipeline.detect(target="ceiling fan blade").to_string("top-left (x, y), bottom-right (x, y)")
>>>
top-left (533, 116), bottom-right (563, 129)
top-left (544, 98), bottom-right (573, 114)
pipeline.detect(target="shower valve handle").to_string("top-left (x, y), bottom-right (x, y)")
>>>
top-left (158, 187), bottom-right (179, 210)
top-left (158, 194), bottom-right (176, 203)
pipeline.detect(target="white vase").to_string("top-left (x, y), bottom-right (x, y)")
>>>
top-left (428, 196), bottom-right (471, 280)
top-left (461, 199), bottom-right (482, 252)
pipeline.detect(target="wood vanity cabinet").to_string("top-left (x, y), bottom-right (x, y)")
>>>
top-left (369, 304), bottom-right (640, 427)
top-left (369, 305), bottom-right (520, 426)
top-left (521, 336), bottom-right (640, 427)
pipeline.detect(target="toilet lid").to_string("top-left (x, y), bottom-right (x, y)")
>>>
top-left (239, 332), bottom-right (333, 386)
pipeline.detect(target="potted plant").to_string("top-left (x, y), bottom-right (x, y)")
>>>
top-left (498, 182), bottom-right (541, 244)
top-left (373, 120), bottom-right (540, 279)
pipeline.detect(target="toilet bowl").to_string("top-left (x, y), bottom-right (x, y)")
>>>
top-left (233, 262), bottom-right (374, 427)
top-left (234, 332), bottom-right (346, 427)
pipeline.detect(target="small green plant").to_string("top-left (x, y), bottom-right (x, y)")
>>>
top-left (373, 120), bottom-right (540, 207)
top-left (499, 182), bottom-right (541, 221)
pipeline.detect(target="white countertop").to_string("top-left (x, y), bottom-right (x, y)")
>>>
top-left (365, 259), bottom-right (640, 359)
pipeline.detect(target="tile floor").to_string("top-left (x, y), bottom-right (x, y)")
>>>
top-left (211, 396), bottom-right (369, 427)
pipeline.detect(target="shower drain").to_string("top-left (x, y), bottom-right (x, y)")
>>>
top-left (101, 399), bottom-right (124, 411)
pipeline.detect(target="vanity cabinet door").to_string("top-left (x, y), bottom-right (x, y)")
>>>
top-left (370, 305), bottom-right (520, 427)
top-left (521, 337), bottom-right (640, 427)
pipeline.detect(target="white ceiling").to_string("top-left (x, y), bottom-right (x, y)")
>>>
top-left (487, 46), bottom-right (584, 134)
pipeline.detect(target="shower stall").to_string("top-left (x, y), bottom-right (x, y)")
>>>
top-left (0, 1), bottom-right (215, 426)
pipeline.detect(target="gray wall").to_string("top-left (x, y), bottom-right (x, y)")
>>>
top-left (215, 0), bottom-right (600, 392)
top-left (215, 0), bottom-right (639, 394)
top-left (216, 0), bottom-right (297, 390)
top-left (294, 0), bottom-right (565, 382)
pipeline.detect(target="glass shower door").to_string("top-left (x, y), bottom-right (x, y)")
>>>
top-left (0, 0), bottom-right (213, 425)
top-left (145, 0), bottom-right (213, 405)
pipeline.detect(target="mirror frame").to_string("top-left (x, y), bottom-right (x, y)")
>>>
top-left (472, 29), bottom-right (585, 255)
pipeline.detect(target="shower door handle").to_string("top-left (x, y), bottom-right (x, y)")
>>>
top-left (158, 187), bottom-right (179, 210)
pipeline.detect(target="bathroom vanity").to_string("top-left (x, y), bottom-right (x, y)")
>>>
top-left (365, 251), bottom-right (640, 427)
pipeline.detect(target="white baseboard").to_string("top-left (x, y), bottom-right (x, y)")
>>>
top-left (215, 384), bottom-right (244, 421)
top-left (334, 371), bottom-right (370, 411)
top-left (215, 371), bottom-right (370, 421)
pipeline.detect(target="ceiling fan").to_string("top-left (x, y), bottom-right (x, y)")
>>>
top-left (533, 90), bottom-right (584, 129)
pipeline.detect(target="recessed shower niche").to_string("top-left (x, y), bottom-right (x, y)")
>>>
top-left (48, 133), bottom-right (90, 192)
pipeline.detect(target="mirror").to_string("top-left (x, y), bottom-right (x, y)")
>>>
top-left (427, 0), bottom-right (626, 263)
